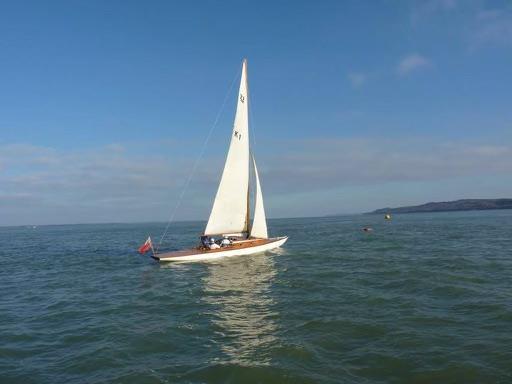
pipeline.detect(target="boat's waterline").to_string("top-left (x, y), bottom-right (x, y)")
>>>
top-left (153, 236), bottom-right (288, 262)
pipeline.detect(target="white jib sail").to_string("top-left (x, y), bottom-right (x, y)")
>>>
top-left (250, 155), bottom-right (268, 239)
top-left (205, 59), bottom-right (250, 236)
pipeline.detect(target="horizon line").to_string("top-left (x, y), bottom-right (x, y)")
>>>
top-left (0, 212), bottom-right (363, 229)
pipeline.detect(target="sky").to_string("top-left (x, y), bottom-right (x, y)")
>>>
top-left (0, 0), bottom-right (511, 225)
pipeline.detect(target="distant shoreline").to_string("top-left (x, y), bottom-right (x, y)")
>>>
top-left (368, 199), bottom-right (512, 214)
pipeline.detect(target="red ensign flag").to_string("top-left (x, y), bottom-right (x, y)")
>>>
top-left (138, 236), bottom-right (153, 254)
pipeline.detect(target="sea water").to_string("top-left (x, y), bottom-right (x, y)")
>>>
top-left (1, 210), bottom-right (511, 383)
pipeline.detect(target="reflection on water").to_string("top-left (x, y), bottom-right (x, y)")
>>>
top-left (202, 254), bottom-right (278, 364)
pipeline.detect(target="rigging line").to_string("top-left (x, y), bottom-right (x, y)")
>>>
top-left (156, 65), bottom-right (242, 252)
top-left (248, 85), bottom-right (260, 168)
top-left (247, 78), bottom-right (258, 227)
top-left (248, 94), bottom-right (256, 148)
top-left (248, 99), bottom-right (255, 175)
top-left (247, 64), bottom-right (257, 150)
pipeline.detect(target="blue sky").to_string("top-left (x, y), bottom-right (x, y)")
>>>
top-left (1, 0), bottom-right (511, 225)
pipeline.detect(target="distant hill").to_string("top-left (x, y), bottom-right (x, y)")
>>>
top-left (369, 199), bottom-right (512, 214)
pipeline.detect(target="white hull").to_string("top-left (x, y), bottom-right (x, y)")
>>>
top-left (154, 236), bottom-right (287, 262)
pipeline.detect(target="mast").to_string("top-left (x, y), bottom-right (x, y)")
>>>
top-left (245, 59), bottom-right (251, 234)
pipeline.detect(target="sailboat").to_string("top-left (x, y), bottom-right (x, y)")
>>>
top-left (152, 59), bottom-right (288, 262)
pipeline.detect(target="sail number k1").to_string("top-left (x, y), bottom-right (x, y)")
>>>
top-left (240, 94), bottom-right (245, 103)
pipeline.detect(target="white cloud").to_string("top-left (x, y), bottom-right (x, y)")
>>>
top-left (397, 54), bottom-right (432, 75)
top-left (410, 1), bottom-right (512, 50)
top-left (471, 8), bottom-right (512, 49)
top-left (0, 143), bottom-right (222, 225)
top-left (347, 72), bottom-right (367, 89)
top-left (411, 0), bottom-right (457, 24)
top-left (262, 139), bottom-right (512, 194)
top-left (1, 139), bottom-right (511, 225)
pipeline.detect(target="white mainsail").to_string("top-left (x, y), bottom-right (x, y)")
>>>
top-left (250, 155), bottom-right (268, 239)
top-left (205, 59), bottom-right (250, 236)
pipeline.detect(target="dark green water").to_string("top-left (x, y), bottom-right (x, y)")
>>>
top-left (1, 211), bottom-right (511, 383)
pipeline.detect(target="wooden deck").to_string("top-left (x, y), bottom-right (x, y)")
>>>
top-left (153, 238), bottom-right (274, 260)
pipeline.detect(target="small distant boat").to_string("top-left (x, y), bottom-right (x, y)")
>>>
top-left (150, 59), bottom-right (288, 262)
top-left (384, 214), bottom-right (392, 220)
top-left (362, 227), bottom-right (373, 232)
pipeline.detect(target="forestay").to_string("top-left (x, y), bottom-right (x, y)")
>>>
top-left (205, 60), bottom-right (250, 236)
